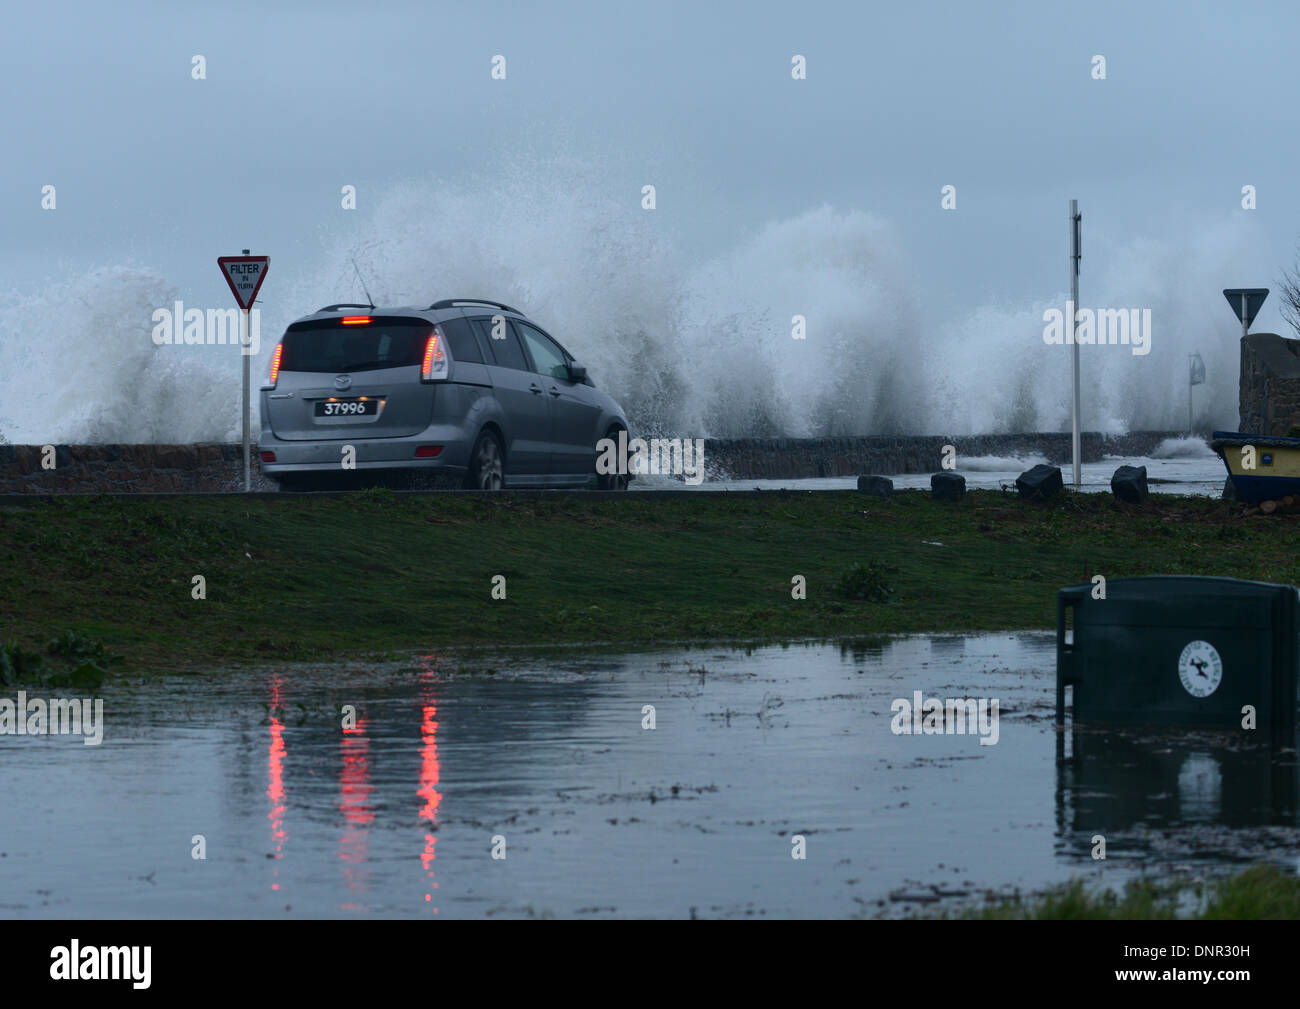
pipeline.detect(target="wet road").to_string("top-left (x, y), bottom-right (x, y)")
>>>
top-left (2, 635), bottom-right (1296, 918)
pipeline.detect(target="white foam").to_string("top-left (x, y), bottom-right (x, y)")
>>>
top-left (959, 453), bottom-right (1050, 472)
top-left (0, 161), bottom-right (1258, 444)
top-left (1149, 436), bottom-right (1216, 459)
top-left (0, 266), bottom-right (240, 443)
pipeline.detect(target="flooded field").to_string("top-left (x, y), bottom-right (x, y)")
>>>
top-left (2, 635), bottom-right (1296, 919)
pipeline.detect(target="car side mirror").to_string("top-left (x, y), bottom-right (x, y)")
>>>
top-left (566, 361), bottom-right (588, 382)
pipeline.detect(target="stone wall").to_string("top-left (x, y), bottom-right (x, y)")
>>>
top-left (0, 444), bottom-right (274, 494)
top-left (1240, 332), bottom-right (1300, 436)
top-left (702, 431), bottom-right (1186, 480)
top-left (0, 431), bottom-right (1188, 493)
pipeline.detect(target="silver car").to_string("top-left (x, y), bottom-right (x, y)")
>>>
top-left (258, 299), bottom-right (631, 490)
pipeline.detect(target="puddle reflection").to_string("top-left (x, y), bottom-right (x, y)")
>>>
top-left (5, 634), bottom-right (1297, 918)
top-left (338, 715), bottom-right (372, 906)
top-left (1056, 726), bottom-right (1298, 851)
top-left (417, 665), bottom-right (442, 913)
top-left (267, 676), bottom-right (287, 893)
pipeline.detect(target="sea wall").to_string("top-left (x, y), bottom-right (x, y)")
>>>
top-left (0, 431), bottom-right (1189, 494)
top-left (702, 431), bottom-right (1186, 480)
top-left (0, 444), bottom-right (275, 494)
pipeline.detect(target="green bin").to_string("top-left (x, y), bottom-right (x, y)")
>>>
top-left (1056, 576), bottom-right (1298, 742)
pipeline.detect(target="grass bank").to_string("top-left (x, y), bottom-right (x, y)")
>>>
top-left (1, 488), bottom-right (1295, 671)
top-left (934, 863), bottom-right (1300, 919)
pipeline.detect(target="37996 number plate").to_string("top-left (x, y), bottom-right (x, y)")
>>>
top-left (316, 399), bottom-right (378, 416)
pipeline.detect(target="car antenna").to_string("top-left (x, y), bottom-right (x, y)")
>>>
top-left (350, 257), bottom-right (376, 309)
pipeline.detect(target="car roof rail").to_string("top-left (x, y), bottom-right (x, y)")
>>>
top-left (317, 303), bottom-right (376, 312)
top-left (427, 298), bottom-right (521, 314)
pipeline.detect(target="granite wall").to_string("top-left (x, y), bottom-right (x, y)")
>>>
top-left (0, 431), bottom-right (1188, 493)
top-left (1240, 332), bottom-right (1300, 436)
top-left (702, 431), bottom-right (1186, 481)
top-left (0, 443), bottom-right (274, 494)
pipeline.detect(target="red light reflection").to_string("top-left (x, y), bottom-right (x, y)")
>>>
top-left (339, 716), bottom-right (374, 905)
top-left (267, 677), bottom-right (287, 892)
top-left (418, 659), bottom-right (443, 912)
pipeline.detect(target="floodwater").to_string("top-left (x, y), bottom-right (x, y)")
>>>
top-left (653, 443), bottom-right (1227, 496)
top-left (2, 635), bottom-right (1296, 919)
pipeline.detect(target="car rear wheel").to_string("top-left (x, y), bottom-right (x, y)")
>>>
top-left (596, 429), bottom-right (630, 490)
top-left (465, 431), bottom-right (505, 490)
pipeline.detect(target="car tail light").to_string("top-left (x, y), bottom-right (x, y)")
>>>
top-left (341, 316), bottom-right (371, 325)
top-left (421, 328), bottom-right (448, 381)
top-left (260, 451), bottom-right (277, 463)
top-left (265, 341), bottom-right (283, 389)
top-left (414, 445), bottom-right (443, 458)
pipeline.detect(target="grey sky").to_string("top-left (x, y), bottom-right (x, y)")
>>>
top-left (2, 0), bottom-right (1298, 437)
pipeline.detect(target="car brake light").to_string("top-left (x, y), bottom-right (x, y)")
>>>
top-left (341, 316), bottom-right (371, 325)
top-left (421, 329), bottom-right (448, 381)
top-left (260, 451), bottom-right (277, 463)
top-left (414, 445), bottom-right (443, 458)
top-left (266, 341), bottom-right (283, 388)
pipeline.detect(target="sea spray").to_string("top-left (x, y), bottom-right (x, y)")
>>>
top-left (0, 166), bottom-right (1250, 444)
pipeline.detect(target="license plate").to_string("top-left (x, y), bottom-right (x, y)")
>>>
top-left (316, 399), bottom-right (379, 417)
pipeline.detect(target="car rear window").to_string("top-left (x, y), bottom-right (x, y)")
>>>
top-left (281, 317), bottom-right (431, 373)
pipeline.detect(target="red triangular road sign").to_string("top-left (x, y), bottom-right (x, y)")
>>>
top-left (218, 255), bottom-right (270, 309)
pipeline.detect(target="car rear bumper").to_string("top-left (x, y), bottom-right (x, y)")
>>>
top-left (257, 425), bottom-right (469, 476)
top-left (261, 460), bottom-right (467, 477)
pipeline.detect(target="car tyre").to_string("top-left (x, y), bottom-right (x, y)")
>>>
top-left (465, 431), bottom-right (505, 490)
top-left (596, 429), bottom-right (630, 490)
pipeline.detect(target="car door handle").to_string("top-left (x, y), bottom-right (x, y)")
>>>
top-left (548, 386), bottom-right (562, 397)
top-left (529, 383), bottom-right (543, 394)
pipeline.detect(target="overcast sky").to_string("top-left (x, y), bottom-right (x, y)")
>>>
top-left (2, 0), bottom-right (1298, 437)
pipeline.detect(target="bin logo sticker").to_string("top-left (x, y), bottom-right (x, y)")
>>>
top-left (1178, 640), bottom-right (1222, 698)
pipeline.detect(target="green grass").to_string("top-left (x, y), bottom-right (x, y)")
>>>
top-left (0, 488), bottom-right (1294, 671)
top-left (0, 631), bottom-right (122, 689)
top-left (943, 864), bottom-right (1300, 920)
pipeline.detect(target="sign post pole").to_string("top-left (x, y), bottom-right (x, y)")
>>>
top-left (1186, 351), bottom-right (1205, 435)
top-left (1069, 200), bottom-right (1082, 491)
top-left (216, 250), bottom-right (270, 494)
top-left (1223, 288), bottom-right (1268, 340)
top-left (242, 303), bottom-right (251, 491)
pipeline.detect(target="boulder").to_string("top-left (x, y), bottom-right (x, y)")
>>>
top-left (1110, 464), bottom-right (1149, 503)
top-left (931, 471), bottom-right (966, 501)
top-left (857, 474), bottom-right (893, 497)
top-left (1016, 464), bottom-right (1064, 500)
